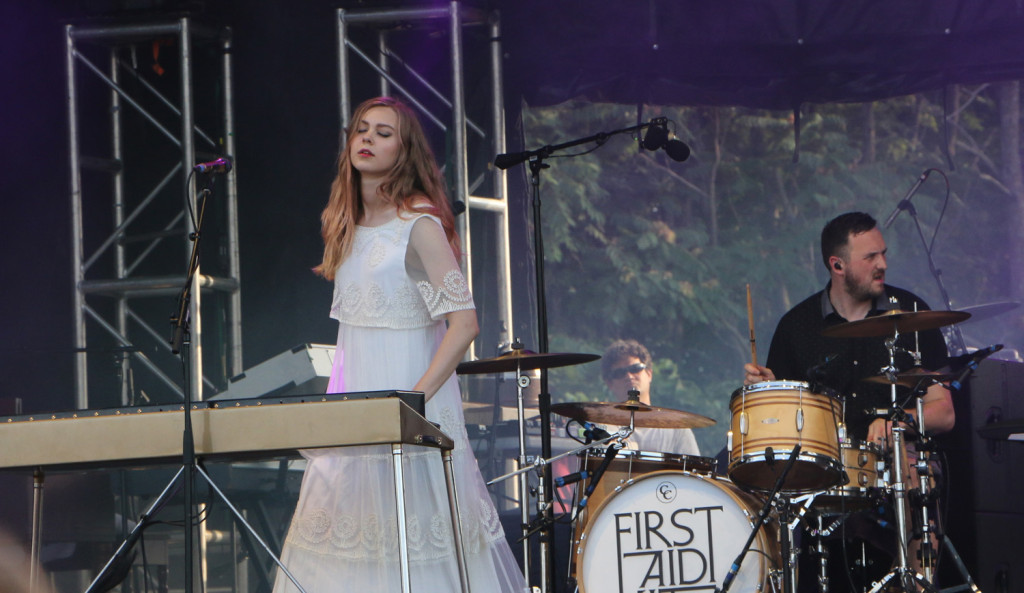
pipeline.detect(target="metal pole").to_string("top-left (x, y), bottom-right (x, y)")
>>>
top-left (111, 48), bottom-right (130, 406)
top-left (222, 27), bottom-right (243, 379)
top-left (489, 10), bottom-right (513, 352)
top-left (66, 24), bottom-right (88, 410)
top-left (178, 18), bottom-right (202, 401)
top-left (337, 9), bottom-right (351, 132)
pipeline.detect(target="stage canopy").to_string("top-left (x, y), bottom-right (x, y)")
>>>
top-left (499, 0), bottom-right (1024, 109)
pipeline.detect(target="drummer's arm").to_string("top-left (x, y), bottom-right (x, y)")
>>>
top-left (867, 382), bottom-right (954, 443)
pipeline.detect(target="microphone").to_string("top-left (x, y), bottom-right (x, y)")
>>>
top-left (949, 344), bottom-right (1004, 391)
top-left (580, 421), bottom-right (612, 442)
top-left (579, 444), bottom-right (621, 509)
top-left (194, 157), bottom-right (232, 174)
top-left (642, 118), bottom-right (691, 162)
top-left (554, 471), bottom-right (590, 488)
top-left (883, 169), bottom-right (931, 229)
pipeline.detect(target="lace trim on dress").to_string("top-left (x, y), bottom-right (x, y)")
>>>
top-left (417, 268), bottom-right (475, 320)
top-left (285, 484), bottom-right (504, 562)
top-left (334, 279), bottom-right (432, 329)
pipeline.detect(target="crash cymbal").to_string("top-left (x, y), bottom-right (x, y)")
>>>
top-left (456, 349), bottom-right (599, 375)
top-left (862, 367), bottom-right (957, 388)
top-left (550, 401), bottom-right (716, 429)
top-left (958, 301), bottom-right (1020, 324)
top-left (821, 309), bottom-right (970, 338)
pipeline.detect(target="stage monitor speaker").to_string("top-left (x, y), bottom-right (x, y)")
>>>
top-left (941, 357), bottom-right (1024, 589)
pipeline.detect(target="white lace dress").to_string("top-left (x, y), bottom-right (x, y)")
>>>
top-left (272, 213), bottom-right (526, 593)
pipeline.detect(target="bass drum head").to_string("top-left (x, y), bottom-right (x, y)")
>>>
top-left (576, 471), bottom-right (777, 593)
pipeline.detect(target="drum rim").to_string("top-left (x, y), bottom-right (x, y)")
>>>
top-left (728, 450), bottom-right (845, 493)
top-left (574, 470), bottom-right (776, 593)
top-left (731, 379), bottom-right (841, 401)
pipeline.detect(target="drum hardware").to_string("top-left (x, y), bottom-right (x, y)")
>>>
top-left (865, 329), bottom-right (938, 593)
top-left (458, 340), bottom-right (600, 588)
top-left (722, 444), bottom-right (802, 593)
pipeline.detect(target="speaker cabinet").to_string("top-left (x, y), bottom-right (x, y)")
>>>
top-left (941, 358), bottom-right (1024, 590)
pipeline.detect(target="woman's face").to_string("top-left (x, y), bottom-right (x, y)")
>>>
top-left (350, 105), bottom-right (402, 180)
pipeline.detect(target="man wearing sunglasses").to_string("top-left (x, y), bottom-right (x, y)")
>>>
top-left (600, 339), bottom-right (701, 455)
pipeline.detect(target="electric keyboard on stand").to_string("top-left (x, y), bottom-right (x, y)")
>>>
top-left (0, 391), bottom-right (437, 471)
top-left (0, 392), bottom-right (471, 593)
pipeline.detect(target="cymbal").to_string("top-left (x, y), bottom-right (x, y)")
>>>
top-left (958, 301), bottom-right (1020, 324)
top-left (821, 309), bottom-right (970, 338)
top-left (456, 349), bottom-right (599, 375)
top-left (862, 367), bottom-right (957, 388)
top-left (550, 401), bottom-right (716, 429)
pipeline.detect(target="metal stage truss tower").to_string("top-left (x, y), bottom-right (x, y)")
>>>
top-left (66, 17), bottom-right (241, 410)
top-left (336, 2), bottom-right (515, 362)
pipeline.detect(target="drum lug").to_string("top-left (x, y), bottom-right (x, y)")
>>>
top-left (796, 408), bottom-right (805, 431)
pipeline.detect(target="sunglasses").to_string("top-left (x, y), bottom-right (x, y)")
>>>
top-left (608, 362), bottom-right (647, 380)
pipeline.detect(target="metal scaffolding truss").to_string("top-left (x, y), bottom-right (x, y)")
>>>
top-left (336, 1), bottom-right (514, 360)
top-left (66, 17), bottom-right (241, 409)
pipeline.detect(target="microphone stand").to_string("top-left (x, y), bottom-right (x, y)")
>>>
top-left (496, 119), bottom-right (662, 593)
top-left (900, 179), bottom-right (968, 355)
top-left (720, 444), bottom-right (803, 593)
top-left (86, 176), bottom-right (308, 593)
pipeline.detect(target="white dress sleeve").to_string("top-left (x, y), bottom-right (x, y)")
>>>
top-left (406, 215), bottom-right (475, 320)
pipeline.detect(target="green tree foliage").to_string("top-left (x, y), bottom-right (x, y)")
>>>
top-left (523, 88), bottom-right (1022, 456)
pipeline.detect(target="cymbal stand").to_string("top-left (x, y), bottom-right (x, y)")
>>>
top-left (868, 330), bottom-right (937, 593)
top-left (509, 343), bottom-right (533, 587)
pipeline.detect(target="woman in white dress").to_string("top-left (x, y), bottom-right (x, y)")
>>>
top-left (272, 97), bottom-right (526, 593)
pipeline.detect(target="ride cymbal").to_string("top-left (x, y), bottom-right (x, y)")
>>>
top-left (456, 350), bottom-right (599, 375)
top-left (821, 309), bottom-right (970, 338)
top-left (550, 401), bottom-right (716, 429)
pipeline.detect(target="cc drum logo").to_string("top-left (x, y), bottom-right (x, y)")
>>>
top-left (656, 480), bottom-right (677, 503)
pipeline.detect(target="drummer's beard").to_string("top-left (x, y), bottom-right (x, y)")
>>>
top-left (844, 269), bottom-right (885, 302)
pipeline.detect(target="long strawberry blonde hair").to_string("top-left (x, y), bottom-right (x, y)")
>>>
top-left (314, 96), bottom-right (460, 280)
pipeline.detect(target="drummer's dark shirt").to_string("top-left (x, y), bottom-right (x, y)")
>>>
top-left (765, 283), bottom-right (950, 439)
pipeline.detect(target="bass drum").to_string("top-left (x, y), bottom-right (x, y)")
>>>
top-left (574, 471), bottom-right (779, 593)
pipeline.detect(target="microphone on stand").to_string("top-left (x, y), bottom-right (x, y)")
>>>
top-left (883, 169), bottom-right (931, 228)
top-left (578, 443), bottom-right (621, 509)
top-left (579, 421), bottom-right (612, 443)
top-left (194, 157), bottom-right (232, 174)
top-left (642, 118), bottom-right (690, 162)
top-left (949, 344), bottom-right (1004, 391)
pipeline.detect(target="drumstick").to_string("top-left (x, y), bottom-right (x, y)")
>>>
top-left (746, 283), bottom-right (758, 366)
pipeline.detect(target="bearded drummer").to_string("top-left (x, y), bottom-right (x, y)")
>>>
top-left (602, 339), bottom-right (702, 456)
top-left (742, 211), bottom-right (954, 586)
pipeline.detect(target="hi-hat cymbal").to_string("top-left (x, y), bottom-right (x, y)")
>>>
top-left (456, 349), bottom-right (599, 375)
top-left (821, 309), bottom-right (970, 338)
top-left (958, 301), bottom-right (1020, 324)
top-left (550, 401), bottom-right (716, 429)
top-left (862, 367), bottom-right (957, 388)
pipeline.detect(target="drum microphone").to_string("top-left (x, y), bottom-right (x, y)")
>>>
top-left (578, 444), bottom-right (622, 509)
top-left (580, 421), bottom-right (612, 442)
top-left (554, 471), bottom-right (590, 487)
top-left (764, 446), bottom-right (775, 467)
top-left (950, 344), bottom-right (1004, 391)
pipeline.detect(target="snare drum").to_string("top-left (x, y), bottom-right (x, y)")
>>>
top-left (574, 471), bottom-right (779, 592)
top-left (729, 380), bottom-right (843, 492)
top-left (814, 438), bottom-right (884, 511)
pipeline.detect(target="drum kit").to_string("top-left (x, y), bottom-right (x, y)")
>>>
top-left (457, 308), bottom-right (993, 593)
